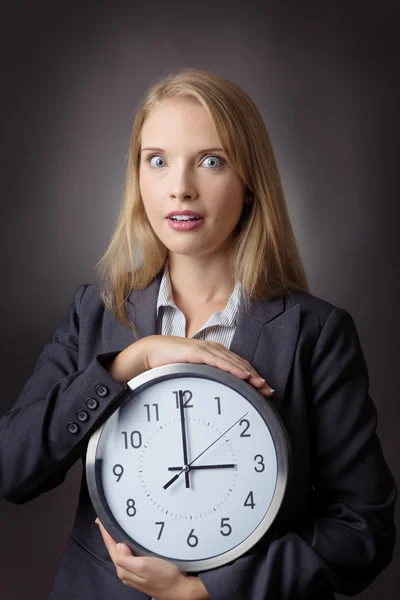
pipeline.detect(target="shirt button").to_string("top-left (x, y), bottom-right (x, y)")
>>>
top-left (86, 397), bottom-right (99, 410)
top-left (67, 422), bottom-right (80, 435)
top-left (77, 410), bottom-right (89, 422)
top-left (95, 384), bottom-right (109, 397)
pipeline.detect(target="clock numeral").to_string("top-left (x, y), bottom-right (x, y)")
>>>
top-left (244, 491), bottom-right (255, 509)
top-left (112, 464), bottom-right (124, 482)
top-left (187, 528), bottom-right (199, 547)
top-left (155, 521), bottom-right (165, 540)
top-left (174, 390), bottom-right (193, 409)
top-left (126, 498), bottom-right (137, 517)
top-left (144, 403), bottom-right (159, 422)
top-left (220, 517), bottom-right (232, 536)
top-left (121, 430), bottom-right (142, 449)
top-left (254, 454), bottom-right (265, 472)
top-left (239, 419), bottom-right (251, 437)
top-left (214, 396), bottom-right (221, 415)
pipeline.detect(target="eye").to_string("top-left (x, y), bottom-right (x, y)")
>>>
top-left (202, 155), bottom-right (225, 169)
top-left (145, 154), bottom-right (165, 169)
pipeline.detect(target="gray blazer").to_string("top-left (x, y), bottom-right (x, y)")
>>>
top-left (0, 273), bottom-right (396, 599)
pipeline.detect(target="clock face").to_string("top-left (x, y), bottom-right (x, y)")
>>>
top-left (87, 364), bottom-right (289, 572)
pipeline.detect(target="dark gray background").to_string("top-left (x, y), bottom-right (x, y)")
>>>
top-left (0, 1), bottom-right (398, 598)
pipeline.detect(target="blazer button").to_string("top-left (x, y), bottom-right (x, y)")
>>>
top-left (77, 410), bottom-right (89, 422)
top-left (95, 384), bottom-right (109, 397)
top-left (67, 422), bottom-right (80, 434)
top-left (86, 397), bottom-right (99, 410)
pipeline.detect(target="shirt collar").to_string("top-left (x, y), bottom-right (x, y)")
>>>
top-left (156, 261), bottom-right (241, 327)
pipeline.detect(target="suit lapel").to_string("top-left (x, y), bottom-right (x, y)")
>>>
top-left (126, 272), bottom-right (163, 340)
top-left (229, 295), bottom-right (300, 411)
top-left (127, 274), bottom-right (300, 411)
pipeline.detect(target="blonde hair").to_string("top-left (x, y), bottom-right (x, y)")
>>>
top-left (95, 67), bottom-right (310, 335)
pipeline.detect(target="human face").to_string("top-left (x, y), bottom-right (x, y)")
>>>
top-left (139, 97), bottom-right (245, 260)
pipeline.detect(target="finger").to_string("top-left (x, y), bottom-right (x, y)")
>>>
top-left (204, 346), bottom-right (267, 383)
top-left (200, 349), bottom-right (252, 379)
top-left (202, 349), bottom-right (274, 393)
top-left (96, 519), bottom-right (118, 563)
top-left (204, 342), bottom-right (261, 377)
top-left (247, 373), bottom-right (275, 392)
top-left (190, 343), bottom-right (275, 393)
top-left (200, 344), bottom-right (253, 375)
top-left (116, 543), bottom-right (133, 559)
top-left (115, 545), bottom-right (147, 582)
top-left (187, 346), bottom-right (250, 378)
top-left (116, 567), bottom-right (145, 589)
top-left (252, 381), bottom-right (276, 396)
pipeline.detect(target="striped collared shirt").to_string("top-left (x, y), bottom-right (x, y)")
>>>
top-left (156, 262), bottom-right (242, 348)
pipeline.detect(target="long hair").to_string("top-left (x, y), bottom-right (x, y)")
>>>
top-left (94, 68), bottom-right (310, 335)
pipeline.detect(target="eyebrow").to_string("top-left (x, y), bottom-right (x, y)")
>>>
top-left (140, 147), bottom-right (225, 154)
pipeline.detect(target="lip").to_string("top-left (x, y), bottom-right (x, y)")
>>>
top-left (168, 218), bottom-right (204, 231)
top-left (166, 210), bottom-right (203, 218)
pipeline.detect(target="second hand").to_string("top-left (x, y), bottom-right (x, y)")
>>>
top-left (163, 411), bottom-right (249, 490)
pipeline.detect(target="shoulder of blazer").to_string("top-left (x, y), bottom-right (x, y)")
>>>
top-left (282, 288), bottom-right (346, 336)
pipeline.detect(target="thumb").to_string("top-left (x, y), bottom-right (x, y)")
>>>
top-left (116, 543), bottom-right (132, 557)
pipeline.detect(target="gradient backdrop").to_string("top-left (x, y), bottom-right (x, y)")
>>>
top-left (1, 1), bottom-right (399, 598)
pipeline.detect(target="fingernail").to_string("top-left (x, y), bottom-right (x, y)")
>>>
top-left (95, 518), bottom-right (100, 525)
top-left (258, 378), bottom-right (275, 392)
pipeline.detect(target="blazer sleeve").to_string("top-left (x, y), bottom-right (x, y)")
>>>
top-left (0, 283), bottom-right (129, 505)
top-left (198, 307), bottom-right (397, 599)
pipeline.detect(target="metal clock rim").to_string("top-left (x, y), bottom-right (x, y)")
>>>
top-left (86, 362), bottom-right (291, 573)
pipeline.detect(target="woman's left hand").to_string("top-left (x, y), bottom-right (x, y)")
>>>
top-left (96, 518), bottom-right (190, 599)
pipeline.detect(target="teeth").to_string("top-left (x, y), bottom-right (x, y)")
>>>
top-left (170, 215), bottom-right (200, 221)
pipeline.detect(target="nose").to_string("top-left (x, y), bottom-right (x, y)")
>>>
top-left (169, 185), bottom-right (196, 202)
top-left (169, 166), bottom-right (197, 202)
top-left (169, 189), bottom-right (194, 202)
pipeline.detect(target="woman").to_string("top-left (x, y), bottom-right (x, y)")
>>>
top-left (0, 68), bottom-right (396, 599)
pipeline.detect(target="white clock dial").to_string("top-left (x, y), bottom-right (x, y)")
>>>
top-left (87, 364), bottom-right (289, 571)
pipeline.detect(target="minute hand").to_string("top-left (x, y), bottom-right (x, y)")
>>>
top-left (179, 390), bottom-right (190, 488)
top-left (163, 411), bottom-right (248, 490)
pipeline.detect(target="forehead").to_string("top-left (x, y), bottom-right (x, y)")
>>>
top-left (140, 97), bottom-right (220, 145)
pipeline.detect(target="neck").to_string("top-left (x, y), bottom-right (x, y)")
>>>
top-left (167, 252), bottom-right (235, 306)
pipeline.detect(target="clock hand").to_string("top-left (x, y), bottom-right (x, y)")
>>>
top-left (187, 411), bottom-right (248, 468)
top-left (179, 390), bottom-right (190, 488)
top-left (163, 411), bottom-right (248, 490)
top-left (168, 464), bottom-right (237, 471)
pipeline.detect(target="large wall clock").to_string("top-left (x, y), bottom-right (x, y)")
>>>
top-left (86, 363), bottom-right (290, 572)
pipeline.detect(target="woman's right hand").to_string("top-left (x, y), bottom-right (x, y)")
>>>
top-left (108, 335), bottom-right (275, 398)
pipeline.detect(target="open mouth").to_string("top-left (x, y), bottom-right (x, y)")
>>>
top-left (168, 217), bottom-right (202, 222)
